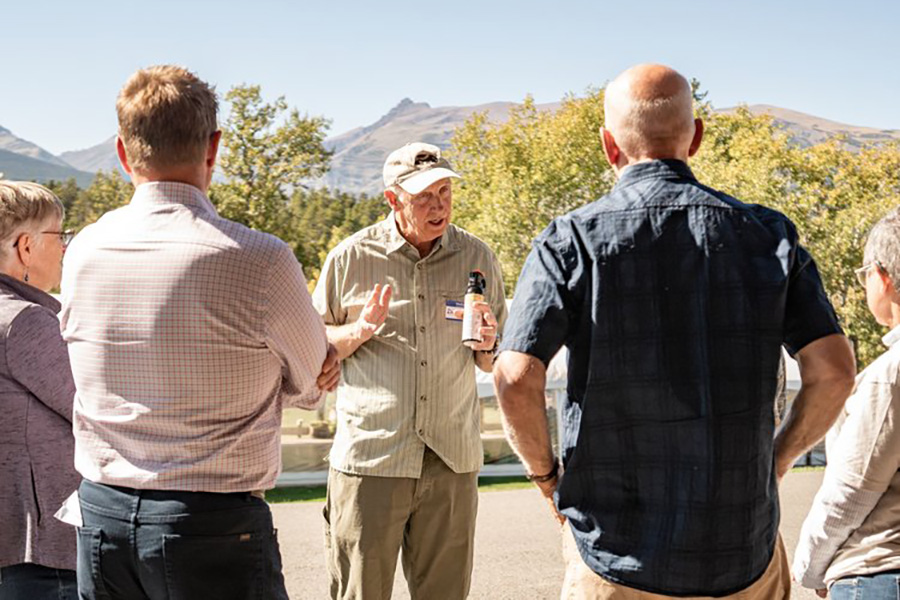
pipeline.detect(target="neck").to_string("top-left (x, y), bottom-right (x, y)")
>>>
top-left (129, 165), bottom-right (210, 193)
top-left (614, 154), bottom-right (688, 178)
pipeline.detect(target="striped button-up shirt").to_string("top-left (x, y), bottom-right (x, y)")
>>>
top-left (61, 182), bottom-right (327, 493)
top-left (313, 216), bottom-right (506, 478)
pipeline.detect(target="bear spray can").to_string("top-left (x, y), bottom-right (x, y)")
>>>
top-left (462, 270), bottom-right (486, 349)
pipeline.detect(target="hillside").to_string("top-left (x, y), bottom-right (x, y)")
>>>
top-left (0, 148), bottom-right (95, 188)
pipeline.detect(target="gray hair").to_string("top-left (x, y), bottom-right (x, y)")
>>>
top-left (864, 209), bottom-right (900, 283)
top-left (0, 181), bottom-right (65, 260)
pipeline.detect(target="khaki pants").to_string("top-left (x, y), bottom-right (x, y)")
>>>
top-left (324, 448), bottom-right (478, 600)
top-left (561, 526), bottom-right (791, 600)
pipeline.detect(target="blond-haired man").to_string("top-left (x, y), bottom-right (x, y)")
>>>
top-left (61, 65), bottom-right (338, 600)
top-left (495, 64), bottom-right (856, 598)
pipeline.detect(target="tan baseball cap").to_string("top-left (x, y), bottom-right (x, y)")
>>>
top-left (382, 142), bottom-right (461, 195)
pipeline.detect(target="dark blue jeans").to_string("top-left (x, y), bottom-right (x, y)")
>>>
top-left (0, 563), bottom-right (77, 600)
top-left (76, 479), bottom-right (288, 600)
top-left (831, 571), bottom-right (900, 600)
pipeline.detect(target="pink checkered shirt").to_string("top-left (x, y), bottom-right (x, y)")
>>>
top-left (60, 182), bottom-right (327, 493)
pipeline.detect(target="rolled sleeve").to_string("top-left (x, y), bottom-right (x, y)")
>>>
top-left (312, 250), bottom-right (347, 326)
top-left (265, 244), bottom-right (328, 409)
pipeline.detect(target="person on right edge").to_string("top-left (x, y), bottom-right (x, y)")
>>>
top-left (493, 63), bottom-right (857, 599)
top-left (793, 210), bottom-right (900, 600)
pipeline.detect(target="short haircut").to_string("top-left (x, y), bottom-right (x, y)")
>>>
top-left (864, 209), bottom-right (900, 283)
top-left (0, 181), bottom-right (65, 258)
top-left (116, 65), bottom-right (218, 172)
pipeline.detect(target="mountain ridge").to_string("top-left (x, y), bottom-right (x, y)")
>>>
top-left (2, 101), bottom-right (898, 193)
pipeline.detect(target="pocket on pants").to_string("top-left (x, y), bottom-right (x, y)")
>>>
top-left (76, 526), bottom-right (111, 599)
top-left (162, 531), bottom-right (267, 600)
top-left (829, 578), bottom-right (859, 600)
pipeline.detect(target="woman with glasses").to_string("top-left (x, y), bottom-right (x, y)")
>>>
top-left (0, 181), bottom-right (78, 600)
top-left (793, 209), bottom-right (900, 599)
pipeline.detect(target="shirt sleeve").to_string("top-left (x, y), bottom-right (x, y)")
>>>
top-left (265, 244), bottom-right (328, 409)
top-left (499, 219), bottom-right (584, 366)
top-left (783, 239), bottom-right (843, 355)
top-left (791, 374), bottom-right (900, 588)
top-left (312, 249), bottom-right (348, 326)
top-left (488, 252), bottom-right (508, 338)
top-left (6, 305), bottom-right (76, 422)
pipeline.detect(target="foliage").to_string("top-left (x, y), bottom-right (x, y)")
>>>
top-left (287, 188), bottom-right (387, 282)
top-left (450, 95), bottom-right (900, 365)
top-left (52, 171), bottom-right (133, 231)
top-left (449, 91), bottom-right (613, 291)
top-left (210, 84), bottom-right (332, 243)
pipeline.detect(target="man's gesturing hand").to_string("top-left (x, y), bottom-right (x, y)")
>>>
top-left (358, 283), bottom-right (392, 341)
top-left (316, 343), bottom-right (341, 391)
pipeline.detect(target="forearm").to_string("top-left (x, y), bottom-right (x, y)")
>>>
top-left (326, 322), bottom-right (370, 360)
top-left (494, 353), bottom-right (555, 475)
top-left (774, 379), bottom-right (852, 478)
top-left (775, 334), bottom-right (855, 478)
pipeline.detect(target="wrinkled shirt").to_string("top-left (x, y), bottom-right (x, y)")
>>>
top-left (313, 217), bottom-right (506, 477)
top-left (501, 159), bottom-right (842, 596)
top-left (61, 182), bottom-right (327, 493)
top-left (793, 326), bottom-right (900, 589)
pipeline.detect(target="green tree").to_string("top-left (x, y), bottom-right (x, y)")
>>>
top-left (449, 91), bottom-right (612, 290)
top-left (43, 177), bottom-right (81, 215)
top-left (211, 85), bottom-right (332, 242)
top-left (288, 188), bottom-right (387, 282)
top-left (65, 170), bottom-right (133, 231)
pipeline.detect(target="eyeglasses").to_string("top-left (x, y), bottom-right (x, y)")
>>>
top-left (12, 229), bottom-right (75, 248)
top-left (855, 261), bottom-right (884, 287)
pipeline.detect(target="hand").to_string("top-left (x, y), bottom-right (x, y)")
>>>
top-left (357, 284), bottom-right (392, 341)
top-left (816, 589), bottom-right (827, 598)
top-left (316, 344), bottom-right (341, 391)
top-left (535, 476), bottom-right (565, 525)
top-left (470, 301), bottom-right (498, 352)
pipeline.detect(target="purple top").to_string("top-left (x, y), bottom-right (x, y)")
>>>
top-left (0, 273), bottom-right (78, 570)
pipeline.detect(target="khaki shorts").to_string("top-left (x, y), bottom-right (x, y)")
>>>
top-left (561, 526), bottom-right (790, 600)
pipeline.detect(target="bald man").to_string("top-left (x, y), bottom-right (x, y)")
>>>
top-left (494, 64), bottom-right (856, 598)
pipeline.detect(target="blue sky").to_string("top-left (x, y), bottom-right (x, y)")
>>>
top-left (3, 0), bottom-right (897, 155)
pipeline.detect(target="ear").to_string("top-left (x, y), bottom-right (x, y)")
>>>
top-left (878, 265), bottom-right (895, 293)
top-left (116, 136), bottom-right (133, 175)
top-left (384, 189), bottom-right (401, 212)
top-left (600, 127), bottom-right (620, 169)
top-left (688, 118), bottom-right (704, 157)
top-left (15, 232), bottom-right (33, 268)
top-left (207, 130), bottom-right (222, 168)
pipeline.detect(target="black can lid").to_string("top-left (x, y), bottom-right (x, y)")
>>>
top-left (467, 270), bottom-right (486, 293)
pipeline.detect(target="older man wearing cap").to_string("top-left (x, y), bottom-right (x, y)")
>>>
top-left (313, 142), bottom-right (506, 599)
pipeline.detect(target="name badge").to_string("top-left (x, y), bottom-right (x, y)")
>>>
top-left (445, 300), bottom-right (464, 321)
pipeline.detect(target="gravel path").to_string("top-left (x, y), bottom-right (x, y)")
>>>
top-left (274, 470), bottom-right (825, 599)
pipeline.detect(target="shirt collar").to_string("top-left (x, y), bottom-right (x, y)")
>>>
top-left (382, 215), bottom-right (460, 256)
top-left (614, 159), bottom-right (697, 191)
top-left (130, 181), bottom-right (218, 216)
top-left (0, 273), bottom-right (61, 312)
top-left (883, 325), bottom-right (900, 348)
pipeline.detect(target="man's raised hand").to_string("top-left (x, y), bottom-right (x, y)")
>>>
top-left (358, 283), bottom-right (392, 341)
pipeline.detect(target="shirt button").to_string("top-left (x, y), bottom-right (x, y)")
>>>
top-left (420, 360), bottom-right (427, 367)
top-left (419, 326), bottom-right (426, 333)
top-left (417, 293), bottom-right (425, 300)
top-left (418, 429), bottom-right (425, 436)
top-left (420, 395), bottom-right (427, 402)
top-left (416, 263), bottom-right (424, 270)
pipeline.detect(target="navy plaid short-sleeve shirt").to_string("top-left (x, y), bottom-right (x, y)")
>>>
top-left (501, 159), bottom-right (842, 596)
